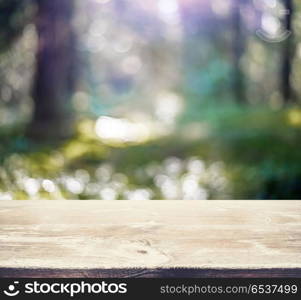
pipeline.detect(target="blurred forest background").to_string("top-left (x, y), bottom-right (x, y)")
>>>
top-left (1, 0), bottom-right (301, 200)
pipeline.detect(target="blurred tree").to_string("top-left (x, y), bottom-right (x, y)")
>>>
top-left (0, 0), bottom-right (77, 140)
top-left (29, 0), bottom-right (77, 140)
top-left (281, 0), bottom-right (295, 103)
top-left (231, 0), bottom-right (246, 104)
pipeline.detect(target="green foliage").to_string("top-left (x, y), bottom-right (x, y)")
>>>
top-left (1, 0), bottom-right (301, 200)
top-left (1, 105), bottom-right (301, 200)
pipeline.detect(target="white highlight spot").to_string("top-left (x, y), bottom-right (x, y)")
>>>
top-left (24, 178), bottom-right (40, 196)
top-left (95, 116), bottom-right (151, 143)
top-left (66, 178), bottom-right (84, 195)
top-left (42, 179), bottom-right (56, 193)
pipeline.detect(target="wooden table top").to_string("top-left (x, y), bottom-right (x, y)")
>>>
top-left (0, 200), bottom-right (300, 278)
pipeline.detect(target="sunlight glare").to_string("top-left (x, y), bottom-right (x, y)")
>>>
top-left (94, 0), bottom-right (111, 4)
top-left (95, 116), bottom-right (151, 144)
top-left (122, 56), bottom-right (142, 74)
top-left (65, 178), bottom-right (84, 195)
top-left (0, 193), bottom-right (13, 201)
top-left (155, 92), bottom-right (183, 125)
top-left (187, 158), bottom-right (205, 175)
top-left (261, 13), bottom-right (281, 36)
top-left (124, 189), bottom-right (152, 200)
top-left (158, 0), bottom-right (180, 24)
top-left (23, 178), bottom-right (40, 196)
top-left (211, 0), bottom-right (231, 17)
top-left (42, 179), bottom-right (56, 193)
top-left (100, 187), bottom-right (117, 200)
top-left (163, 157), bottom-right (183, 176)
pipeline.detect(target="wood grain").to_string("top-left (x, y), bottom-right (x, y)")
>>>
top-left (0, 201), bottom-right (300, 277)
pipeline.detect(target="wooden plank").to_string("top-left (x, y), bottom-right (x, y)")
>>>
top-left (1, 268), bottom-right (301, 278)
top-left (0, 201), bottom-right (300, 277)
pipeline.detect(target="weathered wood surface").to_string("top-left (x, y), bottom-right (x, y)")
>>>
top-left (0, 200), bottom-right (300, 278)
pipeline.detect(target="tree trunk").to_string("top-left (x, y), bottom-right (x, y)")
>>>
top-left (232, 0), bottom-right (246, 104)
top-left (28, 0), bottom-right (77, 140)
top-left (281, 0), bottom-right (295, 104)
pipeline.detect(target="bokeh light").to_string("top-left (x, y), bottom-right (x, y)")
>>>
top-left (1, 0), bottom-right (301, 200)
